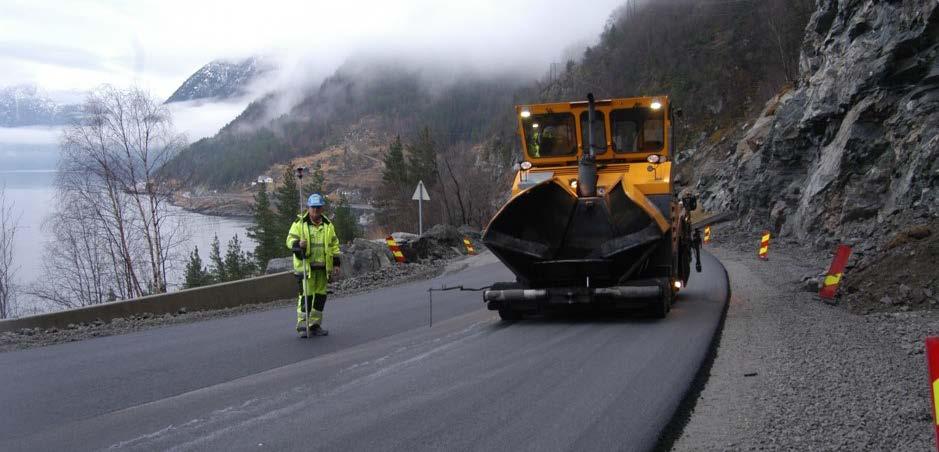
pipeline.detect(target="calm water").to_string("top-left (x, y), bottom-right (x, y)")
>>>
top-left (0, 169), bottom-right (253, 316)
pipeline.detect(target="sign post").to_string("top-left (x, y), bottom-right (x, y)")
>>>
top-left (412, 180), bottom-right (430, 236)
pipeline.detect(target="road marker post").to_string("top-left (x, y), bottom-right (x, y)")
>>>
top-left (758, 230), bottom-right (770, 260)
top-left (463, 237), bottom-right (476, 255)
top-left (703, 225), bottom-right (711, 245)
top-left (385, 236), bottom-right (406, 263)
top-left (819, 244), bottom-right (852, 301)
top-left (926, 337), bottom-right (939, 451)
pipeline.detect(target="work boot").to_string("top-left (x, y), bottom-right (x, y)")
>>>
top-left (311, 324), bottom-right (329, 336)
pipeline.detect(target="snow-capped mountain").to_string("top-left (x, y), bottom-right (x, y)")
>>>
top-left (165, 57), bottom-right (271, 103)
top-left (0, 85), bottom-right (81, 127)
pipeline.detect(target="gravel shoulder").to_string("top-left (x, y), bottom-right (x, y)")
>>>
top-left (672, 238), bottom-right (935, 451)
top-left (0, 260), bottom-right (445, 353)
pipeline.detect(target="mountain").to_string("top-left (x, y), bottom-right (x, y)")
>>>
top-left (0, 85), bottom-right (82, 127)
top-left (162, 61), bottom-right (523, 190)
top-left (165, 57), bottom-right (271, 103)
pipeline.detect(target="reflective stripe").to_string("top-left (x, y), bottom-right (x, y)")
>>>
top-left (759, 247), bottom-right (768, 254)
top-left (934, 378), bottom-right (939, 425)
top-left (824, 273), bottom-right (842, 286)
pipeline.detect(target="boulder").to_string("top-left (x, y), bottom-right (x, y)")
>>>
top-left (265, 257), bottom-right (293, 274)
top-left (339, 238), bottom-right (395, 278)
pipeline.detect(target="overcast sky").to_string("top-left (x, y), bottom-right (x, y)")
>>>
top-left (1, 0), bottom-right (625, 101)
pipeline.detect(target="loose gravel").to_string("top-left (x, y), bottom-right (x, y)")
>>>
top-left (672, 231), bottom-right (935, 451)
top-left (0, 261), bottom-right (444, 353)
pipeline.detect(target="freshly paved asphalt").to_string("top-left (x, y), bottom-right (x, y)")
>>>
top-left (1, 252), bottom-right (728, 451)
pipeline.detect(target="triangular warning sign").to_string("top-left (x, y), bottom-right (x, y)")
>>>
top-left (412, 180), bottom-right (430, 201)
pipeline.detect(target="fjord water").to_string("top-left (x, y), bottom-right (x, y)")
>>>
top-left (0, 168), bottom-right (253, 316)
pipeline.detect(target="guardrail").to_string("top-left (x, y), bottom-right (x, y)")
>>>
top-left (0, 272), bottom-right (297, 333)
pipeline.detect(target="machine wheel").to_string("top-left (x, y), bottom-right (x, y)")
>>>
top-left (498, 307), bottom-right (522, 322)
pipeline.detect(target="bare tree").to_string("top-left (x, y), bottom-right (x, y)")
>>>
top-left (0, 185), bottom-right (20, 318)
top-left (31, 85), bottom-right (187, 307)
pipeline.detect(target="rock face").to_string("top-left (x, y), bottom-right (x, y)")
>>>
top-left (697, 0), bottom-right (938, 246)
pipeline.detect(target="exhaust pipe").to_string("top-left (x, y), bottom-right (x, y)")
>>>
top-left (578, 93), bottom-right (599, 198)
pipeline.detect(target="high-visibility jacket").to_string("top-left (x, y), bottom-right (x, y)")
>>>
top-left (285, 213), bottom-right (341, 276)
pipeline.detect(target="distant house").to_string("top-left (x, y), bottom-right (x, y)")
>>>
top-left (255, 176), bottom-right (274, 184)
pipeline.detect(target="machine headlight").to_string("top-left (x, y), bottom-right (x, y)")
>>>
top-left (520, 110), bottom-right (531, 118)
top-left (570, 179), bottom-right (578, 190)
top-left (650, 100), bottom-right (662, 110)
top-left (647, 154), bottom-right (662, 163)
top-left (520, 161), bottom-right (532, 170)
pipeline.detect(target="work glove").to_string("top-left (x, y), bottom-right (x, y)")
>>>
top-left (291, 240), bottom-right (304, 260)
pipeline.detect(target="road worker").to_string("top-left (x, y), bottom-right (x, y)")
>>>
top-left (287, 193), bottom-right (341, 337)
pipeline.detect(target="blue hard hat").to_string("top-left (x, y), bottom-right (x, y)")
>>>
top-left (307, 193), bottom-right (324, 207)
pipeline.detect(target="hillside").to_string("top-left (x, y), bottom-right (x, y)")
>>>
top-left (163, 61), bottom-right (523, 192)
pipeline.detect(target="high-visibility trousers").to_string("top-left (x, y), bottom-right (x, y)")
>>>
top-left (296, 268), bottom-right (328, 325)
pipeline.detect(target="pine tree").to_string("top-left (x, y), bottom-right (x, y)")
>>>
top-left (247, 183), bottom-right (280, 270)
top-left (224, 234), bottom-right (255, 280)
top-left (407, 127), bottom-right (438, 188)
top-left (182, 246), bottom-right (211, 289)
top-left (382, 135), bottom-right (411, 187)
top-left (274, 164), bottom-right (302, 256)
top-left (332, 194), bottom-right (361, 244)
top-left (208, 235), bottom-right (226, 283)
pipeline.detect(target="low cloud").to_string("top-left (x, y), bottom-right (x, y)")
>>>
top-left (0, 126), bottom-right (62, 145)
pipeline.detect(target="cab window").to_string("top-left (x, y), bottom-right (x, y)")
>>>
top-left (611, 108), bottom-right (665, 152)
top-left (523, 113), bottom-right (576, 158)
top-left (579, 111), bottom-right (607, 154)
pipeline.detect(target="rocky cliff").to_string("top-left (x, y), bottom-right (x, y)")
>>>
top-left (682, 0), bottom-right (938, 310)
top-left (692, 0), bottom-right (937, 248)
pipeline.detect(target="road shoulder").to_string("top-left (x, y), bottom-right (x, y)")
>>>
top-left (672, 244), bottom-right (934, 450)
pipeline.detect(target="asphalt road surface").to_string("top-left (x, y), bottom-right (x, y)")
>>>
top-left (1, 252), bottom-right (728, 451)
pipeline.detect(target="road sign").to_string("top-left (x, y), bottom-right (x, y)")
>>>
top-left (412, 180), bottom-right (430, 201)
top-left (412, 180), bottom-right (429, 235)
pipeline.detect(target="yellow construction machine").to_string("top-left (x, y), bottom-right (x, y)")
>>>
top-left (482, 94), bottom-right (702, 320)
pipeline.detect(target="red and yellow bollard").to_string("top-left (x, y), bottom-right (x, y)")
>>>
top-left (385, 236), bottom-right (406, 263)
top-left (758, 230), bottom-right (770, 260)
top-left (926, 337), bottom-right (939, 450)
top-left (463, 237), bottom-right (476, 255)
top-left (819, 244), bottom-right (852, 301)
top-left (703, 225), bottom-right (711, 245)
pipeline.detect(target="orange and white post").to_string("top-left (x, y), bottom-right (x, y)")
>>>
top-left (385, 236), bottom-right (406, 263)
top-left (758, 230), bottom-right (770, 260)
top-left (926, 337), bottom-right (939, 451)
top-left (463, 237), bottom-right (476, 255)
top-left (703, 225), bottom-right (712, 245)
